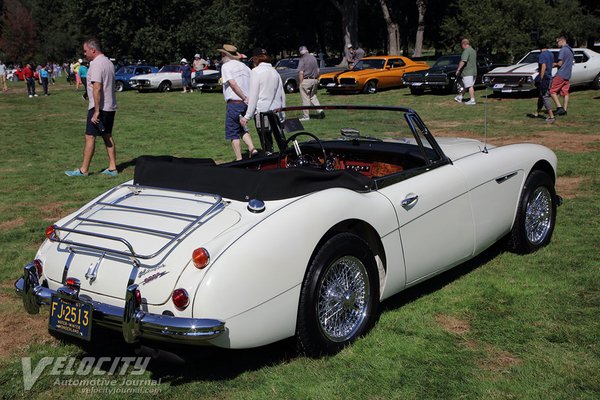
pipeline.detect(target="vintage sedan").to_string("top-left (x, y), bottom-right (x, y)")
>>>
top-left (275, 57), bottom-right (344, 93)
top-left (319, 56), bottom-right (429, 94)
top-left (403, 54), bottom-right (500, 95)
top-left (15, 105), bottom-right (560, 356)
top-left (129, 65), bottom-right (186, 92)
top-left (115, 65), bottom-right (159, 92)
top-left (483, 48), bottom-right (600, 94)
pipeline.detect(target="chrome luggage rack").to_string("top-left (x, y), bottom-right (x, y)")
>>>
top-left (48, 184), bottom-right (225, 263)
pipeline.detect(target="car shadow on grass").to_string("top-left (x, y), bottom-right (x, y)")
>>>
top-left (52, 241), bottom-right (505, 383)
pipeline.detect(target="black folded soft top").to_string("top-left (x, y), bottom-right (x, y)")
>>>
top-left (134, 155), bottom-right (373, 201)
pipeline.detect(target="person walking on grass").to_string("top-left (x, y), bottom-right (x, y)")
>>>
top-left (550, 35), bottom-right (574, 116)
top-left (527, 41), bottom-right (555, 123)
top-left (65, 38), bottom-right (118, 177)
top-left (454, 38), bottom-right (477, 105)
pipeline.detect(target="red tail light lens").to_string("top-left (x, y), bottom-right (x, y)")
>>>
top-left (172, 288), bottom-right (189, 310)
top-left (65, 277), bottom-right (80, 288)
top-left (192, 247), bottom-right (210, 269)
top-left (134, 288), bottom-right (142, 307)
top-left (33, 259), bottom-right (43, 277)
top-left (45, 225), bottom-right (57, 241)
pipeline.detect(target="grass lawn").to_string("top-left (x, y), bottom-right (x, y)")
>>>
top-left (0, 78), bottom-right (598, 399)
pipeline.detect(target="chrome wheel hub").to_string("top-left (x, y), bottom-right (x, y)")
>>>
top-left (317, 256), bottom-right (369, 342)
top-left (525, 186), bottom-right (552, 244)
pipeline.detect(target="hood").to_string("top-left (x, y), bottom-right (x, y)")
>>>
top-left (486, 63), bottom-right (537, 75)
top-left (405, 65), bottom-right (457, 76)
top-left (42, 187), bottom-right (244, 305)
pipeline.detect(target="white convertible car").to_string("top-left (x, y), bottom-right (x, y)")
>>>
top-left (128, 65), bottom-right (185, 92)
top-left (483, 47), bottom-right (600, 93)
top-left (15, 106), bottom-right (561, 356)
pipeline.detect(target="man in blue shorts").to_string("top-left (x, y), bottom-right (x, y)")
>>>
top-left (527, 42), bottom-right (555, 123)
top-left (65, 38), bottom-right (118, 177)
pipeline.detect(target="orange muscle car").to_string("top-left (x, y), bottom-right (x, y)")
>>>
top-left (319, 55), bottom-right (429, 94)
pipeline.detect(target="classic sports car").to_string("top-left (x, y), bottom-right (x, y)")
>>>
top-left (403, 54), bottom-right (501, 95)
top-left (319, 56), bottom-right (429, 94)
top-left (129, 65), bottom-right (186, 92)
top-left (194, 69), bottom-right (222, 92)
top-left (114, 65), bottom-right (159, 92)
top-left (275, 57), bottom-right (344, 93)
top-left (483, 47), bottom-right (600, 93)
top-left (15, 105), bottom-right (560, 356)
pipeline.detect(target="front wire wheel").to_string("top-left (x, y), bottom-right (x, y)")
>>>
top-left (508, 170), bottom-right (557, 254)
top-left (297, 233), bottom-right (379, 356)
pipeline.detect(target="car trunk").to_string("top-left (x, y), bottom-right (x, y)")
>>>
top-left (44, 184), bottom-right (239, 304)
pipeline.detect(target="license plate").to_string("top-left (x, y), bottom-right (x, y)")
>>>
top-left (49, 295), bottom-right (92, 341)
top-left (493, 83), bottom-right (505, 89)
top-left (327, 83), bottom-right (335, 87)
top-left (412, 82), bottom-right (423, 86)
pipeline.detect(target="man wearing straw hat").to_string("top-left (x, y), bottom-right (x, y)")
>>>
top-left (218, 44), bottom-right (258, 160)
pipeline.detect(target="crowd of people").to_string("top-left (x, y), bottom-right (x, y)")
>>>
top-left (1, 34), bottom-right (579, 170)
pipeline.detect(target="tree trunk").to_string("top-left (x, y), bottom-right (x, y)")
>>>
top-left (378, 0), bottom-right (400, 55)
top-left (330, 0), bottom-right (359, 50)
top-left (413, 0), bottom-right (427, 57)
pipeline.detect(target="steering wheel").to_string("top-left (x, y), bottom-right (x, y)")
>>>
top-left (277, 131), bottom-right (327, 169)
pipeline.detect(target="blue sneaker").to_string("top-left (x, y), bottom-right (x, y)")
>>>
top-left (100, 168), bottom-right (118, 177)
top-left (65, 169), bottom-right (88, 177)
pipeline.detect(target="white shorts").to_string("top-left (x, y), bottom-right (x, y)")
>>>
top-left (462, 75), bottom-right (475, 88)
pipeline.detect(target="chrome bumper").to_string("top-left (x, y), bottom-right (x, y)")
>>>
top-left (15, 263), bottom-right (225, 345)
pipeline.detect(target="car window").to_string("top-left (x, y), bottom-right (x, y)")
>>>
top-left (574, 51), bottom-right (588, 63)
top-left (387, 59), bottom-right (406, 68)
top-left (275, 59), bottom-right (299, 70)
top-left (433, 56), bottom-right (460, 67)
top-left (355, 59), bottom-right (386, 70)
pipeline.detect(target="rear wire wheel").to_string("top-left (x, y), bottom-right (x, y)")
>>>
top-left (296, 233), bottom-right (380, 357)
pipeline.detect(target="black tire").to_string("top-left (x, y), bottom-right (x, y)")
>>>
top-left (409, 86), bottom-right (425, 95)
top-left (284, 80), bottom-right (297, 93)
top-left (296, 233), bottom-right (380, 357)
top-left (363, 80), bottom-right (377, 94)
top-left (115, 81), bottom-right (124, 92)
top-left (158, 81), bottom-right (172, 92)
top-left (592, 73), bottom-right (600, 90)
top-left (507, 170), bottom-right (557, 254)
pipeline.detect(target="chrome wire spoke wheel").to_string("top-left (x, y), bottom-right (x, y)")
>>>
top-left (317, 256), bottom-right (370, 342)
top-left (525, 186), bottom-right (552, 244)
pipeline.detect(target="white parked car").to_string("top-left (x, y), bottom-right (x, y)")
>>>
top-left (128, 65), bottom-right (185, 92)
top-left (15, 105), bottom-right (561, 356)
top-left (483, 48), bottom-right (600, 93)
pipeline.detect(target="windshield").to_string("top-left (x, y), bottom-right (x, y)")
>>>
top-left (433, 55), bottom-right (460, 67)
top-left (275, 59), bottom-right (299, 70)
top-left (353, 59), bottom-right (386, 70)
top-left (116, 66), bottom-right (134, 75)
top-left (518, 50), bottom-right (559, 64)
top-left (159, 65), bottom-right (181, 73)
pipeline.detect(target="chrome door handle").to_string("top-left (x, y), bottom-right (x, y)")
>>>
top-left (401, 194), bottom-right (419, 208)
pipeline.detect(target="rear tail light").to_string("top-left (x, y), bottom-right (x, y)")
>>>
top-left (33, 259), bottom-right (43, 276)
top-left (192, 247), bottom-right (210, 269)
top-left (172, 288), bottom-right (189, 310)
top-left (65, 277), bottom-right (81, 289)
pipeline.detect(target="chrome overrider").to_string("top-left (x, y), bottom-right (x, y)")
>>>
top-left (15, 263), bottom-right (225, 344)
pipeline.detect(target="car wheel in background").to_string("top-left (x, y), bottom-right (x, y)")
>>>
top-left (592, 73), bottom-right (600, 90)
top-left (296, 233), bottom-right (380, 357)
top-left (158, 81), bottom-right (172, 92)
top-left (409, 86), bottom-right (425, 95)
top-left (363, 80), bottom-right (377, 94)
top-left (507, 170), bottom-right (557, 254)
top-left (284, 80), bottom-right (297, 93)
top-left (115, 81), bottom-right (124, 92)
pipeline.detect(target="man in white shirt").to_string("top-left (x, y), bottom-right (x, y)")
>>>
top-left (240, 48), bottom-right (286, 154)
top-left (0, 60), bottom-right (7, 91)
top-left (65, 38), bottom-right (118, 177)
top-left (219, 44), bottom-right (258, 160)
